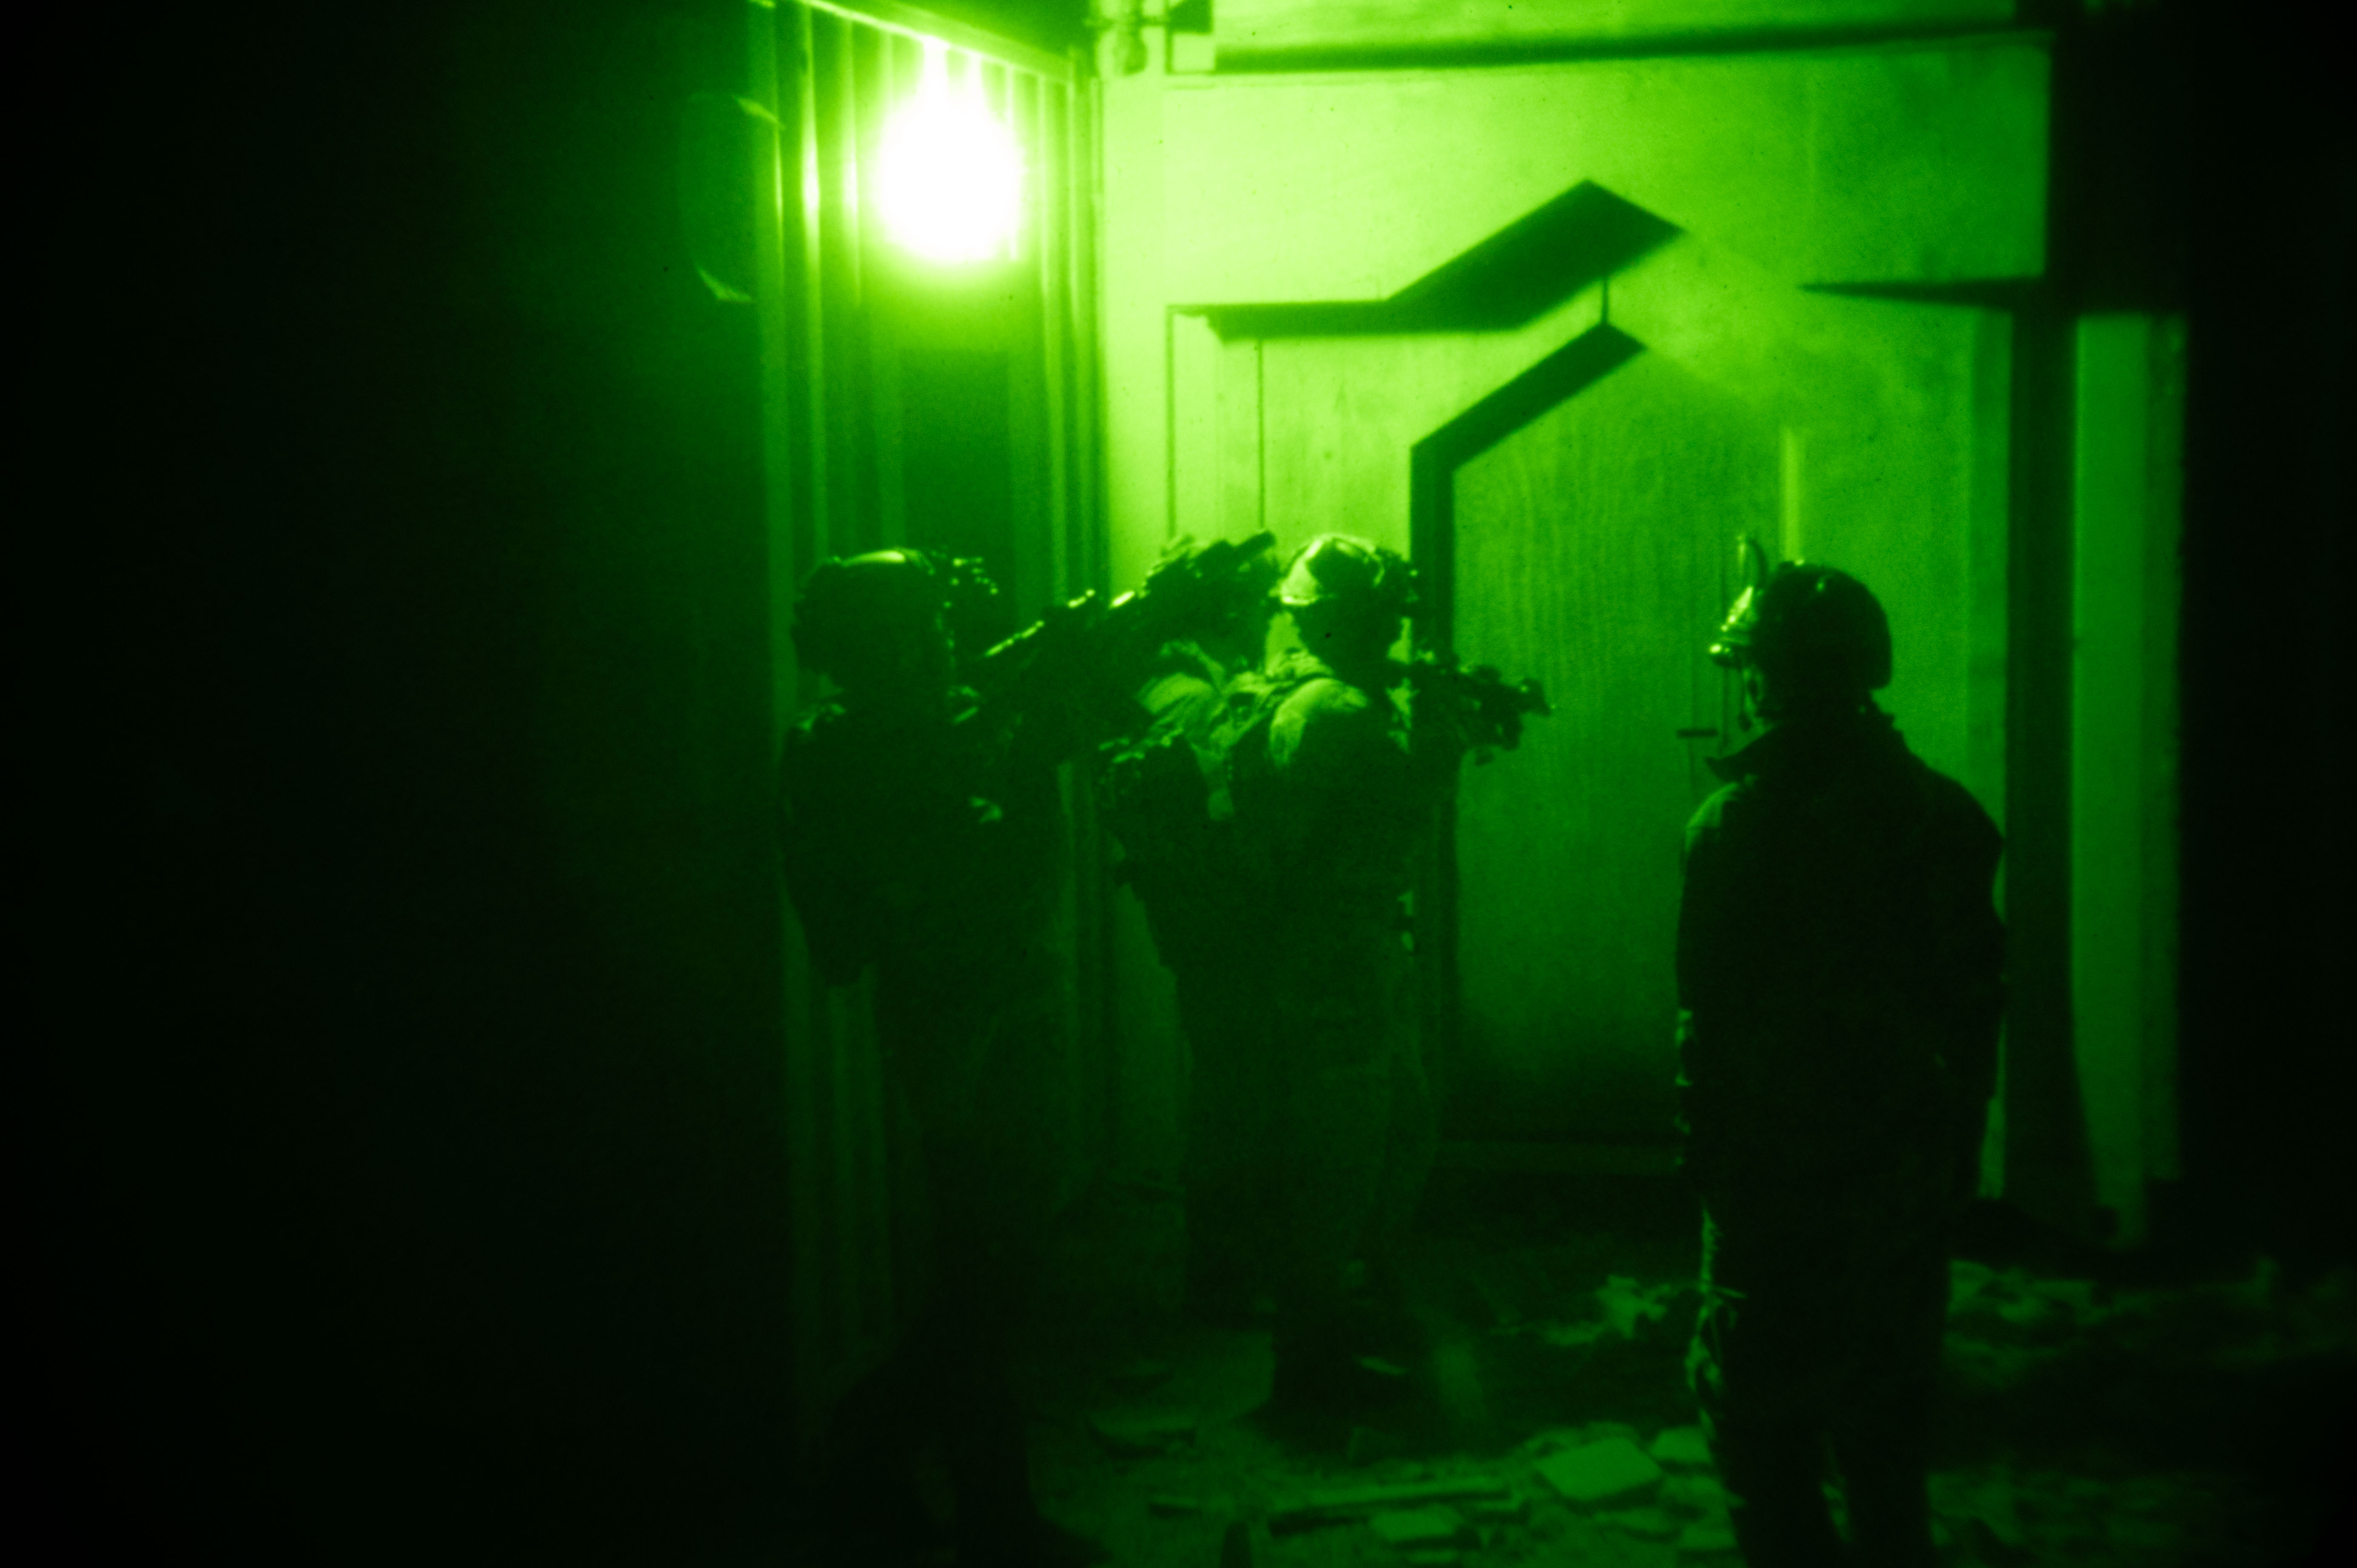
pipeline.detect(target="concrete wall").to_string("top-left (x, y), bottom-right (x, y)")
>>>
top-left (1098, 28), bottom-right (2044, 1156)
top-left (1212, 0), bottom-right (2015, 65)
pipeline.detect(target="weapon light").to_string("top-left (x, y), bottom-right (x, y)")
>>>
top-left (878, 40), bottom-right (1022, 265)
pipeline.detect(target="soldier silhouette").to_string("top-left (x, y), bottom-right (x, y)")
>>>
top-left (1677, 561), bottom-right (2005, 1568)
top-left (780, 549), bottom-right (1102, 1568)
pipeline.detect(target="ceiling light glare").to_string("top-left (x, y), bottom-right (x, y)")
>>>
top-left (877, 42), bottom-right (1023, 265)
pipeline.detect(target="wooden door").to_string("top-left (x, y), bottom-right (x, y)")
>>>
top-left (1446, 350), bottom-right (1778, 1142)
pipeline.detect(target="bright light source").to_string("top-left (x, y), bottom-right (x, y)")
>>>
top-left (877, 42), bottom-right (1022, 265)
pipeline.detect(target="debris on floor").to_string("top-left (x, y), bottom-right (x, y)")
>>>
top-left (1594, 1503), bottom-right (1678, 1540)
top-left (1005, 1173), bottom-right (2354, 1568)
top-left (1217, 1520), bottom-right (1271, 1568)
top-left (1147, 1494), bottom-right (1213, 1517)
top-left (1533, 1435), bottom-right (1666, 1508)
top-left (1674, 1517), bottom-right (1739, 1557)
top-left (1270, 1474), bottom-right (1513, 1531)
top-left (1659, 1471), bottom-right (1728, 1517)
top-left (1647, 1424), bottom-right (1713, 1469)
top-left (1366, 1507), bottom-right (1468, 1548)
top-left (1087, 1409), bottom-right (1198, 1458)
top-left (1532, 1275), bottom-right (1696, 1349)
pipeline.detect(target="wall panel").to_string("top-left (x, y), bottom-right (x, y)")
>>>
top-left (1104, 28), bottom-right (2050, 1164)
top-left (749, 0), bottom-right (1101, 1449)
top-left (1162, 39), bottom-right (2047, 304)
top-left (1215, 0), bottom-right (2013, 67)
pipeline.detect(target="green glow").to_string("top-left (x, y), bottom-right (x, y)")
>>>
top-left (877, 42), bottom-right (1023, 266)
top-left (2069, 310), bottom-right (2185, 1246)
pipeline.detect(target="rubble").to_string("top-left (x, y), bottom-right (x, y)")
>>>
top-left (1534, 1437), bottom-right (1665, 1509)
top-left (1954, 1515), bottom-right (2033, 1565)
top-left (1218, 1520), bottom-right (1272, 1568)
top-left (1648, 1425), bottom-right (1714, 1469)
top-left (1930, 1468), bottom-right (2022, 1547)
top-left (1047, 1250), bottom-right (2340, 1568)
top-left (1367, 1508), bottom-right (1467, 1548)
top-left (1085, 1409), bottom-right (1196, 1457)
top-left (1346, 1423), bottom-right (1418, 1465)
top-left (1525, 1500), bottom-right (1575, 1540)
top-left (1675, 1518), bottom-right (1739, 1556)
top-left (1531, 1277), bottom-right (1694, 1349)
top-left (1523, 1420), bottom-right (1637, 1452)
top-left (1462, 1492), bottom-right (1527, 1523)
top-left (1597, 1505), bottom-right (1679, 1540)
top-left (1660, 1473), bottom-right (1728, 1517)
top-left (1270, 1474), bottom-right (1513, 1531)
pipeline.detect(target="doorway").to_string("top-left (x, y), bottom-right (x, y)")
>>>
top-left (1442, 347), bottom-right (1779, 1142)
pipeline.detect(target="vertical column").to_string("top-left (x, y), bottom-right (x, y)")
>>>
top-left (749, 0), bottom-right (800, 750)
top-left (2070, 312), bottom-right (2184, 1247)
top-left (1039, 75), bottom-right (1072, 597)
top-left (2004, 300), bottom-right (2097, 1241)
top-left (1966, 310), bottom-right (2014, 833)
top-left (792, 4), bottom-right (832, 564)
top-left (1965, 310), bottom-right (2014, 1197)
top-left (2141, 316), bottom-right (2184, 1184)
top-left (747, 0), bottom-right (829, 1465)
top-left (1777, 425), bottom-right (1805, 563)
top-left (865, 31), bottom-right (907, 548)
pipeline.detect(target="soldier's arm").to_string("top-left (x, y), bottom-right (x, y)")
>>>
top-left (1675, 800), bottom-right (1745, 1185)
top-left (1675, 789), bottom-right (1804, 1181)
top-left (1675, 792), bottom-right (1779, 1039)
top-left (1930, 783), bottom-right (2007, 1107)
top-left (1929, 786), bottom-right (2007, 1199)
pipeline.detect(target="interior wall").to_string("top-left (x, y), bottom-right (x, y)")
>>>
top-left (748, 0), bottom-right (1105, 1445)
top-left (2069, 310), bottom-right (2185, 1247)
top-left (1100, 31), bottom-right (2042, 1162)
top-left (1158, 43), bottom-right (2047, 302)
top-left (1447, 349), bottom-right (1780, 1138)
top-left (1210, 0), bottom-right (2015, 68)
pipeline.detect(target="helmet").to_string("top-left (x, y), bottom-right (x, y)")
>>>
top-left (1709, 561), bottom-right (1892, 696)
top-left (791, 549), bottom-right (951, 684)
top-left (1273, 535), bottom-right (1418, 628)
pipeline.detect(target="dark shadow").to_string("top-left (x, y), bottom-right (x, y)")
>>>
top-left (1409, 320), bottom-right (1646, 648)
top-left (1401, 320), bottom-right (1647, 1137)
top-left (1183, 182), bottom-right (1680, 340)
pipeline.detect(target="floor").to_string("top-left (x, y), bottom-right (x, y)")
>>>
top-left (996, 1170), bottom-right (2357, 1568)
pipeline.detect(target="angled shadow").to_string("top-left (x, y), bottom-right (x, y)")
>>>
top-left (1407, 319), bottom-right (1647, 1122)
top-left (1184, 182), bottom-right (1680, 340)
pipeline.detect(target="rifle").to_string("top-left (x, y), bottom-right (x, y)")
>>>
top-left (964, 531), bottom-right (1279, 729)
top-left (1402, 651), bottom-right (1552, 766)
